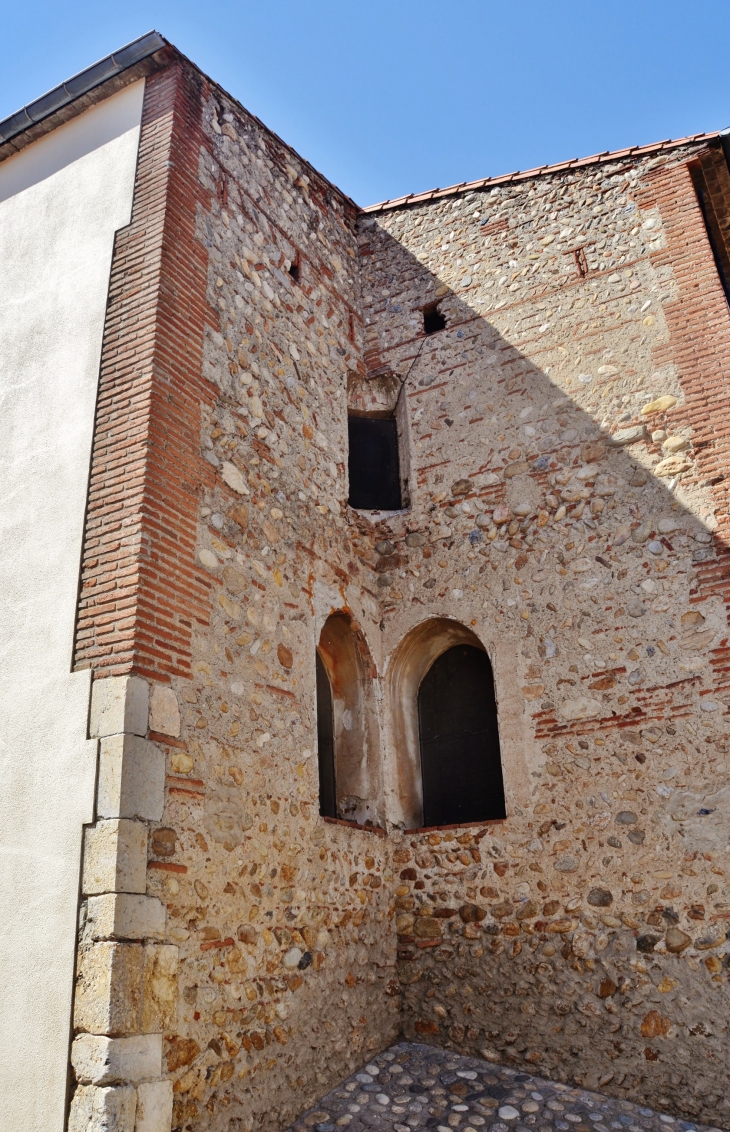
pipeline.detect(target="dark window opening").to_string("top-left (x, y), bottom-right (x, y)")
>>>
top-left (347, 415), bottom-right (403, 510)
top-left (348, 313), bottom-right (355, 343)
top-left (316, 652), bottom-right (336, 818)
top-left (423, 302), bottom-right (446, 335)
top-left (417, 644), bottom-right (505, 827)
top-left (288, 254), bottom-right (300, 283)
top-left (690, 163), bottom-right (730, 308)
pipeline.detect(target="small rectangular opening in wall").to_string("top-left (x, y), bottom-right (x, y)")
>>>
top-left (423, 302), bottom-right (446, 335)
top-left (288, 253), bottom-right (300, 283)
top-left (689, 159), bottom-right (730, 308)
top-left (347, 415), bottom-right (403, 510)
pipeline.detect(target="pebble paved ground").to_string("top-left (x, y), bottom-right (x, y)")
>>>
top-left (286, 1043), bottom-right (724, 1132)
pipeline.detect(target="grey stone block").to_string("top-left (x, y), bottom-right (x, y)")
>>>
top-left (90, 676), bottom-right (149, 738)
top-left (135, 1080), bottom-right (173, 1132)
top-left (86, 894), bottom-right (166, 941)
top-left (83, 820), bottom-right (147, 895)
top-left (71, 1033), bottom-right (162, 1085)
top-left (68, 1083), bottom-right (137, 1131)
top-left (97, 735), bottom-right (165, 821)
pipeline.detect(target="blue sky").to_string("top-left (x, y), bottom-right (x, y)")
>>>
top-left (2, 1), bottom-right (730, 207)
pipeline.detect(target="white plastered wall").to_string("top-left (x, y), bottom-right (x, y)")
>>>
top-left (0, 81), bottom-right (144, 1132)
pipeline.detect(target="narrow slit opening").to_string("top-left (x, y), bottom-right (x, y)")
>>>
top-left (315, 651), bottom-right (336, 819)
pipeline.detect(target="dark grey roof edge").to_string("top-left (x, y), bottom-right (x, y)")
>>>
top-left (0, 30), bottom-right (167, 146)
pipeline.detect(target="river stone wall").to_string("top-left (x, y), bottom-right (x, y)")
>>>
top-left (360, 144), bottom-right (730, 1126)
top-left (68, 57), bottom-right (730, 1132)
top-left (88, 79), bottom-right (400, 1132)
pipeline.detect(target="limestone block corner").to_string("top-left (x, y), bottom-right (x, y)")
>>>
top-left (68, 1083), bottom-right (137, 1132)
top-left (86, 893), bottom-right (166, 942)
top-left (71, 1032), bottom-right (162, 1085)
top-left (83, 819), bottom-right (148, 895)
top-left (90, 675), bottom-right (149, 739)
top-left (135, 1080), bottom-right (173, 1132)
top-left (97, 734), bottom-right (165, 822)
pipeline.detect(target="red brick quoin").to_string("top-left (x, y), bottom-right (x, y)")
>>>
top-left (637, 157), bottom-right (730, 694)
top-left (73, 61), bottom-right (219, 682)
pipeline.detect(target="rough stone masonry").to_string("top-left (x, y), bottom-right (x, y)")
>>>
top-left (2, 31), bottom-right (730, 1132)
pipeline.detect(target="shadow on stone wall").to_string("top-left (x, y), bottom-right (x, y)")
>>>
top-left (357, 219), bottom-right (730, 1122)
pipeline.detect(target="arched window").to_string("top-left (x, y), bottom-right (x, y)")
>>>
top-left (417, 644), bottom-right (505, 827)
top-left (386, 618), bottom-right (507, 829)
top-left (314, 613), bottom-right (382, 826)
top-left (315, 651), bottom-right (336, 818)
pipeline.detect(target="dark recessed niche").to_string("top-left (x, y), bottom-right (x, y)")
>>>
top-left (315, 652), bottom-right (336, 818)
top-left (347, 415), bottom-right (402, 511)
top-left (418, 644), bottom-right (505, 827)
top-left (288, 254), bottom-right (300, 283)
top-left (423, 302), bottom-right (446, 335)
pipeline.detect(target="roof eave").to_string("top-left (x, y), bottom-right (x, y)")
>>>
top-left (0, 30), bottom-right (169, 151)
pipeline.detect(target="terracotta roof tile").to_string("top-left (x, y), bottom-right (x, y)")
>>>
top-left (362, 131), bottom-right (722, 214)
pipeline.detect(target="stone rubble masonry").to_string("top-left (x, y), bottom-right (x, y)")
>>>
top-left (362, 139), bottom-right (730, 1128)
top-left (55, 40), bottom-right (730, 1132)
top-left (142, 54), bottom-right (400, 1132)
top-left (361, 131), bottom-right (723, 214)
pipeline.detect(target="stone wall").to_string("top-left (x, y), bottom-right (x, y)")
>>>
top-left (153, 78), bottom-right (400, 1132)
top-left (64, 48), bottom-right (730, 1132)
top-left (71, 60), bottom-right (399, 1132)
top-left (360, 143), bottom-right (730, 1126)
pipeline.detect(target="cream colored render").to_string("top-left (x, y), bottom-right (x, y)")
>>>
top-left (0, 81), bottom-right (144, 1132)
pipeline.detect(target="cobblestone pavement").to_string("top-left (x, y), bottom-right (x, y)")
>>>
top-left (287, 1043), bottom-right (724, 1132)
